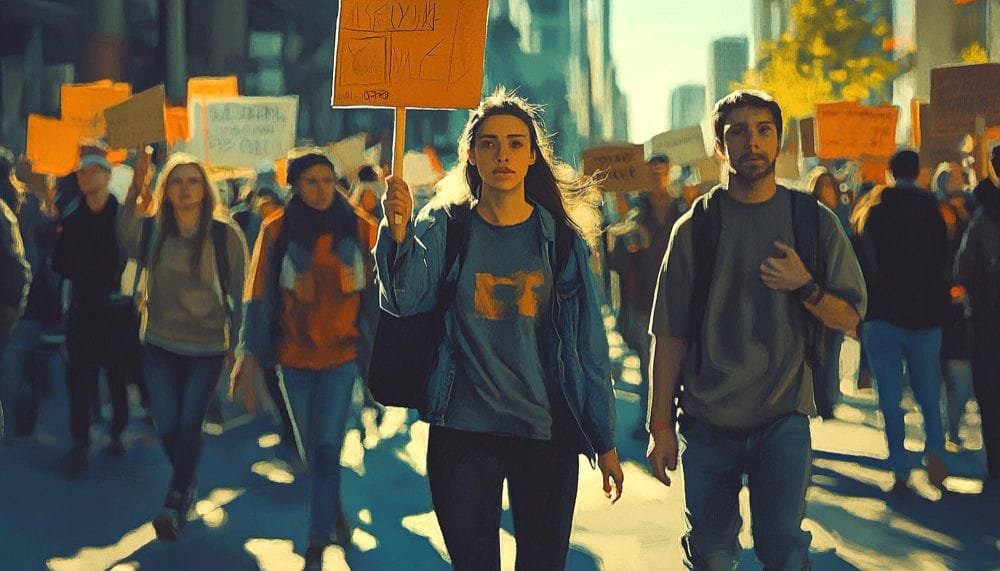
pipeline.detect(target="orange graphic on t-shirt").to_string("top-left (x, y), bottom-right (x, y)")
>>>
top-left (474, 271), bottom-right (544, 320)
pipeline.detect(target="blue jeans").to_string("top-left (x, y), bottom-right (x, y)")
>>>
top-left (280, 361), bottom-right (358, 545)
top-left (814, 329), bottom-right (845, 418)
top-left (942, 359), bottom-right (973, 442)
top-left (680, 414), bottom-right (812, 570)
top-left (862, 320), bottom-right (946, 478)
top-left (143, 343), bottom-right (225, 507)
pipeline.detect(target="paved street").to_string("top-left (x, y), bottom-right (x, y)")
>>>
top-left (2, 321), bottom-right (999, 570)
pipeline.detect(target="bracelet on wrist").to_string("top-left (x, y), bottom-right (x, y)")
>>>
top-left (792, 278), bottom-right (819, 303)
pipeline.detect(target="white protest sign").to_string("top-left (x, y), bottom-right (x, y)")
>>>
top-left (644, 126), bottom-right (708, 166)
top-left (187, 96), bottom-right (298, 168)
top-left (403, 151), bottom-right (442, 187)
top-left (365, 143), bottom-right (382, 167)
top-left (327, 133), bottom-right (367, 175)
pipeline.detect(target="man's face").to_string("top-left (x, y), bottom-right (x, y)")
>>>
top-left (717, 106), bottom-right (779, 183)
top-left (649, 160), bottom-right (671, 194)
top-left (76, 163), bottom-right (111, 196)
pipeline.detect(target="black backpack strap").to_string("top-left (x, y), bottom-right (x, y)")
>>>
top-left (210, 220), bottom-right (232, 316)
top-left (688, 187), bottom-right (723, 373)
top-left (438, 204), bottom-right (473, 305)
top-left (789, 190), bottom-right (825, 371)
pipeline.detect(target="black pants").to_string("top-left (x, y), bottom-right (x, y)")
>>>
top-left (66, 308), bottom-right (130, 447)
top-left (427, 426), bottom-right (580, 571)
top-left (972, 320), bottom-right (1000, 479)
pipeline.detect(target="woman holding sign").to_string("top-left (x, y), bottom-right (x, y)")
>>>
top-left (120, 151), bottom-right (248, 541)
top-left (375, 89), bottom-right (623, 570)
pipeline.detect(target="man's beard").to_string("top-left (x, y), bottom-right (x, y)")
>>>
top-left (729, 157), bottom-right (776, 183)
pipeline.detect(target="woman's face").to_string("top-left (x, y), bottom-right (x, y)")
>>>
top-left (296, 164), bottom-right (336, 210)
top-left (165, 164), bottom-right (206, 213)
top-left (469, 114), bottom-right (537, 195)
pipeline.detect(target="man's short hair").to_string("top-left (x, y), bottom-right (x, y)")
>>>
top-left (648, 154), bottom-right (670, 166)
top-left (712, 90), bottom-right (783, 146)
top-left (889, 149), bottom-right (920, 180)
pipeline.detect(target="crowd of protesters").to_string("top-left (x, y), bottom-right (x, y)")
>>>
top-left (0, 86), bottom-right (998, 570)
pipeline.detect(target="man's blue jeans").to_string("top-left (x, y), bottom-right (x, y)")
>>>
top-left (143, 343), bottom-right (225, 507)
top-left (680, 413), bottom-right (813, 570)
top-left (861, 320), bottom-right (946, 478)
top-left (280, 361), bottom-right (357, 546)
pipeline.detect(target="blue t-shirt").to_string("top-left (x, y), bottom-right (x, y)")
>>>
top-left (445, 208), bottom-right (555, 439)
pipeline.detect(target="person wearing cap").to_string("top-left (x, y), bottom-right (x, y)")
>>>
top-left (230, 148), bottom-right (373, 568)
top-left (118, 150), bottom-right (248, 540)
top-left (51, 144), bottom-right (132, 473)
top-left (607, 153), bottom-right (683, 439)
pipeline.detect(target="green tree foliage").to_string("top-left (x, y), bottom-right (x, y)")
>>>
top-left (739, 0), bottom-right (898, 119)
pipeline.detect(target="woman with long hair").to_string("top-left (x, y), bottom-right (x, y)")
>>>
top-left (121, 151), bottom-right (248, 540)
top-left (231, 148), bottom-right (373, 569)
top-left (376, 88), bottom-right (623, 570)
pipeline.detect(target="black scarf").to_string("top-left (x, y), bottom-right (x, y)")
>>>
top-left (284, 192), bottom-right (357, 254)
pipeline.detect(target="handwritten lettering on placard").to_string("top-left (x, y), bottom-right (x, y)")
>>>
top-left (332, 0), bottom-right (489, 109)
top-left (188, 96), bottom-right (298, 168)
top-left (583, 145), bottom-right (650, 193)
top-left (930, 64), bottom-right (1000, 136)
top-left (645, 126), bottom-right (708, 166)
top-left (815, 102), bottom-right (898, 159)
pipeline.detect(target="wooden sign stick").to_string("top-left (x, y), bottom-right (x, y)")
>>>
top-left (393, 106), bottom-right (406, 225)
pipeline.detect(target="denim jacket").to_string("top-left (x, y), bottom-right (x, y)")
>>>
top-left (374, 200), bottom-right (616, 462)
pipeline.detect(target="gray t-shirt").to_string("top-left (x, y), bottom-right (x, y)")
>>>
top-left (650, 188), bottom-right (867, 429)
top-left (445, 209), bottom-right (555, 439)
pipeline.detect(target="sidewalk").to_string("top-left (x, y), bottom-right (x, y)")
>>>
top-left (0, 328), bottom-right (998, 570)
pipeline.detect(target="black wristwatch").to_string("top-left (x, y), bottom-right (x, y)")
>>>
top-left (792, 278), bottom-right (820, 303)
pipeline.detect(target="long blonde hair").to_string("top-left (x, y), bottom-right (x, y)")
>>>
top-left (149, 152), bottom-right (224, 270)
top-left (431, 87), bottom-right (603, 248)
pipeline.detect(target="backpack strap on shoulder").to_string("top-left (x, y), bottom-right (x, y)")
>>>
top-left (688, 187), bottom-right (724, 373)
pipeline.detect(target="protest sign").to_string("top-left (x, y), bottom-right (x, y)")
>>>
top-left (327, 133), bottom-right (367, 175)
top-left (332, 0), bottom-right (490, 109)
top-left (815, 101), bottom-right (898, 159)
top-left (165, 106), bottom-right (189, 146)
top-left (365, 143), bottom-right (382, 167)
top-left (582, 144), bottom-right (650, 193)
top-left (275, 158), bottom-right (288, 188)
top-left (919, 102), bottom-right (964, 166)
top-left (858, 153), bottom-right (889, 185)
top-left (332, 0), bottom-right (490, 193)
top-left (645, 126), bottom-right (708, 166)
top-left (60, 80), bottom-right (131, 139)
top-left (694, 156), bottom-right (721, 184)
top-left (104, 85), bottom-right (167, 148)
top-left (26, 115), bottom-right (81, 176)
top-left (188, 76), bottom-right (239, 102)
top-left (929, 63), bottom-right (1000, 137)
top-left (402, 151), bottom-right (443, 188)
top-left (187, 96), bottom-right (298, 168)
top-left (799, 116), bottom-right (816, 158)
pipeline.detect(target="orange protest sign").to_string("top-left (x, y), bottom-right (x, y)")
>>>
top-left (60, 80), bottom-right (132, 139)
top-left (187, 76), bottom-right (239, 102)
top-left (274, 158), bottom-right (288, 189)
top-left (858, 154), bottom-right (890, 185)
top-left (26, 115), bottom-right (81, 176)
top-left (815, 101), bottom-right (898, 159)
top-left (331, 0), bottom-right (490, 109)
top-left (165, 106), bottom-right (189, 145)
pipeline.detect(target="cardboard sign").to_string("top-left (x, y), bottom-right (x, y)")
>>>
top-left (187, 96), bottom-right (298, 168)
top-left (582, 144), bottom-right (650, 193)
top-left (26, 114), bottom-right (81, 176)
top-left (694, 156), bottom-right (721, 184)
top-left (104, 85), bottom-right (167, 148)
top-left (327, 133), bottom-right (367, 175)
top-left (644, 126), bottom-right (708, 166)
top-left (402, 151), bottom-right (442, 187)
top-left (919, 102), bottom-right (964, 167)
top-left (60, 80), bottom-right (132, 139)
top-left (365, 143), bottom-right (382, 167)
top-left (188, 76), bottom-right (239, 102)
top-left (165, 106), bottom-right (189, 146)
top-left (332, 0), bottom-right (490, 109)
top-left (815, 101), bottom-right (898, 159)
top-left (799, 117), bottom-right (817, 158)
top-left (929, 63), bottom-right (1000, 137)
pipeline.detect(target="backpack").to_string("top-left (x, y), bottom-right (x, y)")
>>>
top-left (136, 217), bottom-right (232, 315)
top-left (688, 186), bottom-right (825, 374)
top-left (367, 204), bottom-right (572, 409)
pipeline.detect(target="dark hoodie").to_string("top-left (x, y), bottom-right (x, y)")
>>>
top-left (956, 179), bottom-right (1000, 318)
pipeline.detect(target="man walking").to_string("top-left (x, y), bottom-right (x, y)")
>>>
top-left (52, 145), bottom-right (132, 473)
top-left (646, 90), bottom-right (867, 569)
top-left (860, 149), bottom-right (951, 494)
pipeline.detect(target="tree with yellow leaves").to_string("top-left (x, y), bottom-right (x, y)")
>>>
top-left (739, 0), bottom-right (898, 119)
